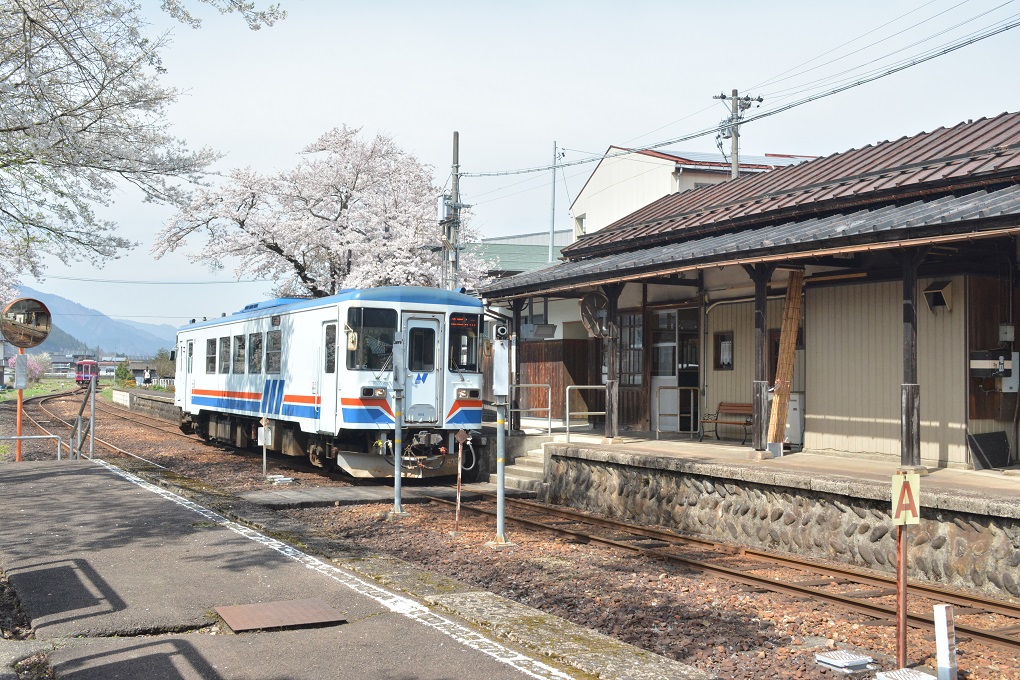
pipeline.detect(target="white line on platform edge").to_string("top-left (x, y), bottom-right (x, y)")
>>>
top-left (93, 459), bottom-right (572, 680)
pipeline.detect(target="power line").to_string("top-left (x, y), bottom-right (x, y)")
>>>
top-left (462, 12), bottom-right (1019, 179)
top-left (38, 274), bottom-right (266, 285)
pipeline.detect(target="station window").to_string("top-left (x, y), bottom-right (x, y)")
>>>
top-left (266, 330), bottom-right (282, 374)
top-left (619, 312), bottom-right (643, 386)
top-left (232, 335), bottom-right (246, 374)
top-left (205, 339), bottom-right (216, 374)
top-left (346, 307), bottom-right (397, 370)
top-left (714, 331), bottom-right (734, 370)
top-left (409, 327), bottom-right (436, 372)
top-left (651, 312), bottom-right (676, 378)
top-left (449, 313), bottom-right (480, 372)
top-left (324, 324), bottom-right (337, 374)
top-left (248, 333), bottom-right (263, 374)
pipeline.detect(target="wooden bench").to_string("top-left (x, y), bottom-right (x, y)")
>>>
top-left (699, 402), bottom-right (753, 445)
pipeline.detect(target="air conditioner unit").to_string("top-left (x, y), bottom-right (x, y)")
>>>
top-left (519, 323), bottom-right (556, 340)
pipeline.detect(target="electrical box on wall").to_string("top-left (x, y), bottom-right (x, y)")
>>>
top-left (970, 350), bottom-right (1013, 379)
top-left (1000, 353), bottom-right (1020, 393)
top-left (1000, 324), bottom-right (1015, 342)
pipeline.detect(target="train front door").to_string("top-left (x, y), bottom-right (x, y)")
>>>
top-left (318, 321), bottom-right (339, 433)
top-left (401, 314), bottom-right (441, 424)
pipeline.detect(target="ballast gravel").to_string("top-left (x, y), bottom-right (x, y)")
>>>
top-left (4, 394), bottom-right (1020, 679)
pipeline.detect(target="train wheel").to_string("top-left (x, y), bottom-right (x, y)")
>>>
top-left (308, 443), bottom-right (325, 468)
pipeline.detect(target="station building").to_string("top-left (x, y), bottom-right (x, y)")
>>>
top-left (478, 113), bottom-right (1020, 601)
top-left (482, 112), bottom-right (1020, 471)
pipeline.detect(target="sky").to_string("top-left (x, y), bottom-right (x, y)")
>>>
top-left (26, 0), bottom-right (1020, 328)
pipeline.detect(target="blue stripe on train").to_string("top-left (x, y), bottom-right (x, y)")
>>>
top-left (192, 396), bottom-right (260, 413)
top-left (261, 379), bottom-right (286, 415)
top-left (281, 403), bottom-right (320, 419)
top-left (446, 409), bottom-right (482, 425)
top-left (342, 407), bottom-right (395, 424)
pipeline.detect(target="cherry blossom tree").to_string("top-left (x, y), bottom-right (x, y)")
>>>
top-left (0, 0), bottom-right (282, 304)
top-left (152, 126), bottom-right (492, 297)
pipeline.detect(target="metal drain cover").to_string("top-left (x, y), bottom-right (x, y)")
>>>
top-left (215, 598), bottom-right (346, 632)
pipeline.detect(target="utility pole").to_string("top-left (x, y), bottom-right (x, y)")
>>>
top-left (549, 141), bottom-right (557, 263)
top-left (449, 131), bottom-right (461, 290)
top-left (713, 89), bottom-right (763, 179)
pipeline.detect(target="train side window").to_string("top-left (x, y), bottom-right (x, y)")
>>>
top-left (187, 342), bottom-right (193, 373)
top-left (408, 327), bottom-right (435, 372)
top-left (324, 324), bottom-right (336, 374)
top-left (248, 333), bottom-right (263, 373)
top-left (232, 335), bottom-right (246, 374)
top-left (449, 313), bottom-right (480, 372)
top-left (206, 339), bottom-right (216, 374)
top-left (266, 330), bottom-right (282, 374)
top-left (346, 307), bottom-right (396, 370)
top-left (218, 337), bottom-right (230, 374)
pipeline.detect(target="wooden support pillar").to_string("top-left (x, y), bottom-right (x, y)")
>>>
top-left (602, 283), bottom-right (625, 441)
top-left (768, 270), bottom-right (804, 450)
top-left (510, 299), bottom-right (525, 432)
top-left (901, 248), bottom-right (928, 470)
top-left (744, 263), bottom-right (776, 452)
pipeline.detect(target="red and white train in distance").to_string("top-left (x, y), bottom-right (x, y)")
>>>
top-left (74, 359), bottom-right (100, 387)
top-left (173, 286), bottom-right (485, 479)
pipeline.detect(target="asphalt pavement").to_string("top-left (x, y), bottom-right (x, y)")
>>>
top-left (0, 460), bottom-right (711, 680)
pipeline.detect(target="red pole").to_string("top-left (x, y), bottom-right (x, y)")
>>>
top-left (896, 523), bottom-right (907, 668)
top-left (15, 347), bottom-right (24, 462)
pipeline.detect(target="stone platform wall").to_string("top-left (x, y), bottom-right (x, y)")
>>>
top-left (112, 389), bottom-right (180, 424)
top-left (542, 446), bottom-right (1020, 601)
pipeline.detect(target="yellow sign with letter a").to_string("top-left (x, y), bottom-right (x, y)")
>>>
top-left (891, 473), bottom-right (920, 525)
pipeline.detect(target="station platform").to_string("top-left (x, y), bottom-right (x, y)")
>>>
top-left (0, 460), bottom-right (710, 680)
top-left (541, 432), bottom-right (1020, 506)
top-left (526, 434), bottom-right (1020, 601)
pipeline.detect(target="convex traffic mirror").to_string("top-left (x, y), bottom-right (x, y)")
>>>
top-left (1, 298), bottom-right (52, 348)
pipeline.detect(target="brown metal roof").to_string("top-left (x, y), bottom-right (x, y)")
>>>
top-left (563, 112), bottom-right (1020, 258)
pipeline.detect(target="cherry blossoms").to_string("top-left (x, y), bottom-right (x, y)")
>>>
top-left (152, 127), bottom-right (491, 297)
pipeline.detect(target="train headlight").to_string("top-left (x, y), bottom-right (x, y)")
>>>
top-left (456, 388), bottom-right (479, 399)
top-left (361, 387), bottom-right (388, 398)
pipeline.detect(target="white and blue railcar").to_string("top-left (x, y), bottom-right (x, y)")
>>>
top-left (174, 286), bottom-right (484, 478)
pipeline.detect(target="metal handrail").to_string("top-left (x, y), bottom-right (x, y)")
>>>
top-left (655, 386), bottom-right (701, 439)
top-left (509, 383), bottom-right (553, 434)
top-left (565, 385), bottom-right (607, 443)
top-left (0, 435), bottom-right (64, 460)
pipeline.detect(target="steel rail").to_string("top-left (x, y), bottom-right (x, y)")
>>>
top-left (430, 496), bottom-right (1020, 652)
top-left (22, 393), bottom-right (169, 469)
top-left (94, 402), bottom-right (196, 440)
top-left (496, 495), bottom-right (1020, 619)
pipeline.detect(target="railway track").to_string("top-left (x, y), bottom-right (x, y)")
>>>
top-left (17, 391), bottom-right (171, 468)
top-left (432, 493), bottom-right (1020, 654)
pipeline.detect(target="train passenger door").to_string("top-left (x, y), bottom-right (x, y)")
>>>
top-left (180, 340), bottom-right (194, 411)
top-left (318, 321), bottom-right (339, 433)
top-left (401, 314), bottom-right (441, 424)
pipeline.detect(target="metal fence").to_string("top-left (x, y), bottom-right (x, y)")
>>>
top-left (565, 385), bottom-right (607, 443)
top-left (509, 383), bottom-right (552, 434)
top-left (655, 386), bottom-right (700, 439)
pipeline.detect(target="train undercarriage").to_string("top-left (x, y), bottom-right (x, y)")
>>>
top-left (183, 411), bottom-right (477, 480)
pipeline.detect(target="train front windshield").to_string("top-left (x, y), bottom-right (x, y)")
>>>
top-left (449, 313), bottom-right (480, 372)
top-left (347, 307), bottom-right (397, 370)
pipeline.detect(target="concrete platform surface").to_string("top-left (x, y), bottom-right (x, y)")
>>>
top-left (0, 460), bottom-right (712, 680)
